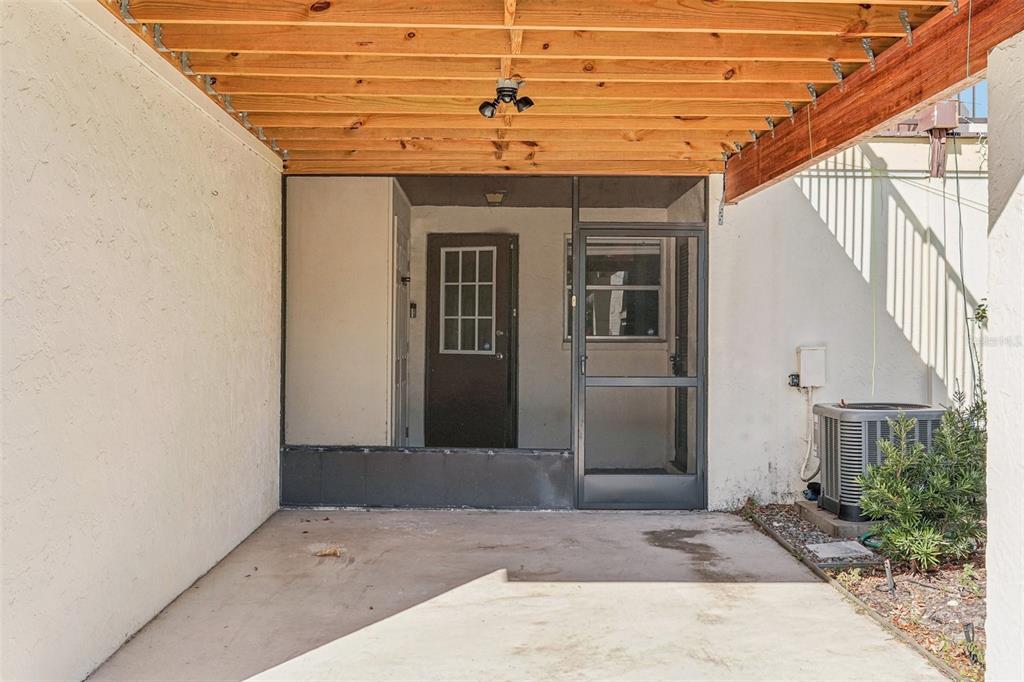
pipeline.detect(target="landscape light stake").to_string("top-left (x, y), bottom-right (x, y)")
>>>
top-left (963, 623), bottom-right (978, 663)
top-left (884, 559), bottom-right (896, 597)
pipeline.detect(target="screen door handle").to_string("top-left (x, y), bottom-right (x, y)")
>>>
top-left (579, 354), bottom-right (588, 376)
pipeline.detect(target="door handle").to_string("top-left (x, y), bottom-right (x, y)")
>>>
top-left (669, 353), bottom-right (682, 376)
top-left (579, 354), bottom-right (588, 376)
top-left (496, 352), bottom-right (505, 360)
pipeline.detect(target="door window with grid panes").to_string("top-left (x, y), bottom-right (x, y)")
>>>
top-left (440, 247), bottom-right (496, 354)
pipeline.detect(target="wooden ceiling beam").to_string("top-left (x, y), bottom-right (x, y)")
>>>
top-left (501, 0), bottom-right (521, 79)
top-left (260, 127), bottom-right (752, 142)
top-left (275, 139), bottom-right (735, 154)
top-left (284, 159), bottom-right (724, 175)
top-left (285, 149), bottom-right (727, 162)
top-left (725, 0), bottom-right (1024, 201)
top-left (210, 76), bottom-right (818, 102)
top-left (245, 113), bottom-right (774, 130)
top-left (127, 0), bottom-right (942, 37)
top-left (159, 25), bottom-right (884, 62)
top-left (228, 94), bottom-right (793, 117)
top-left (186, 53), bottom-right (856, 83)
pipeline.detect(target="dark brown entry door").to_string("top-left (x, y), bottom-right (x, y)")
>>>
top-left (425, 233), bottom-right (518, 447)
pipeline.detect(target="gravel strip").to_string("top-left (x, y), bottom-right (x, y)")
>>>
top-left (750, 503), bottom-right (880, 566)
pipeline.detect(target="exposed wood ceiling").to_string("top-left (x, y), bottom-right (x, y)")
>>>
top-left (104, 0), bottom-right (951, 177)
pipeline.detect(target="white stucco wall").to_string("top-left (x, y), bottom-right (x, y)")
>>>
top-left (284, 177), bottom-right (395, 445)
top-left (1, 3), bottom-right (282, 680)
top-left (708, 139), bottom-right (988, 509)
top-left (985, 31), bottom-right (1024, 682)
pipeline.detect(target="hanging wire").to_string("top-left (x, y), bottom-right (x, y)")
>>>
top-left (951, 137), bottom-right (980, 396)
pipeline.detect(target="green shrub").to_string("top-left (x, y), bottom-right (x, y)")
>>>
top-left (858, 393), bottom-right (986, 571)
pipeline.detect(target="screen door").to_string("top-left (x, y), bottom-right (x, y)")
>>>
top-left (572, 225), bottom-right (707, 509)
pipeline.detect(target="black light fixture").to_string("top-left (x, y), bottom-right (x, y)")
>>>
top-left (479, 78), bottom-right (533, 118)
top-left (479, 100), bottom-right (498, 118)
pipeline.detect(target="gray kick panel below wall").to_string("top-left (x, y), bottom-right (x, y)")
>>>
top-left (282, 447), bottom-right (575, 509)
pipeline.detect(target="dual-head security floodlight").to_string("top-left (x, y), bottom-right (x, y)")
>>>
top-left (479, 78), bottom-right (534, 118)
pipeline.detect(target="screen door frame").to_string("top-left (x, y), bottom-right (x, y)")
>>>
top-left (570, 178), bottom-right (709, 510)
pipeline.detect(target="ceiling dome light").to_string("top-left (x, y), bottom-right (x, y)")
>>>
top-left (484, 190), bottom-right (508, 206)
top-left (478, 78), bottom-right (533, 117)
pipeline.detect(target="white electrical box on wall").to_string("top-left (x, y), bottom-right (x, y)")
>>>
top-left (797, 346), bottom-right (827, 387)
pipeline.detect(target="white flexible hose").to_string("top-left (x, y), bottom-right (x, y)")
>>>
top-left (799, 386), bottom-right (820, 482)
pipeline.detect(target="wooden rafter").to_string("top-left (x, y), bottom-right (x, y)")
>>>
top-left (501, 0), bottom-right (521, 79)
top-left (209, 76), bottom-right (818, 102)
top-left (186, 53), bottom-right (856, 83)
top-left (226, 95), bottom-right (794, 117)
top-left (725, 0), bottom-right (1024, 201)
top-left (278, 140), bottom-right (734, 155)
top-left (245, 113), bottom-right (775, 131)
top-left (255, 128), bottom-right (756, 142)
top-left (284, 159), bottom-right (724, 175)
top-left (157, 26), bottom-right (885, 62)
top-left (126, 0), bottom-right (945, 36)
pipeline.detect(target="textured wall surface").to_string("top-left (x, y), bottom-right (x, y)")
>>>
top-left (284, 177), bottom-right (394, 445)
top-left (985, 31), bottom-right (1024, 682)
top-left (1, 3), bottom-right (282, 679)
top-left (707, 139), bottom-right (988, 510)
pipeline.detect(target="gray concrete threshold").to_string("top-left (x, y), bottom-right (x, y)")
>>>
top-left (90, 510), bottom-right (943, 681)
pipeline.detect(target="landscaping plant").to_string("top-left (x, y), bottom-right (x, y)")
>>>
top-left (858, 392), bottom-right (987, 571)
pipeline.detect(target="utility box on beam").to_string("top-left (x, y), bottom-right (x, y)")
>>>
top-left (915, 100), bottom-right (959, 132)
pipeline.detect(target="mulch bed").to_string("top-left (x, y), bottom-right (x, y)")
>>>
top-left (742, 500), bottom-right (987, 682)
top-left (827, 561), bottom-right (987, 682)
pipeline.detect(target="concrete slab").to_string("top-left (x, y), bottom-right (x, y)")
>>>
top-left (806, 540), bottom-right (876, 560)
top-left (796, 499), bottom-right (876, 538)
top-left (90, 510), bottom-right (943, 682)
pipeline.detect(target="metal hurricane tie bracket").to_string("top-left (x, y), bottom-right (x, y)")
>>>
top-left (806, 83), bottom-right (818, 107)
top-left (832, 62), bottom-right (845, 92)
top-left (151, 23), bottom-right (168, 52)
top-left (118, 0), bottom-right (137, 24)
top-left (861, 38), bottom-right (877, 71)
top-left (899, 9), bottom-right (914, 45)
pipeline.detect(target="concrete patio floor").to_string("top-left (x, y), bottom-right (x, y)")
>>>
top-left (90, 510), bottom-right (943, 681)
